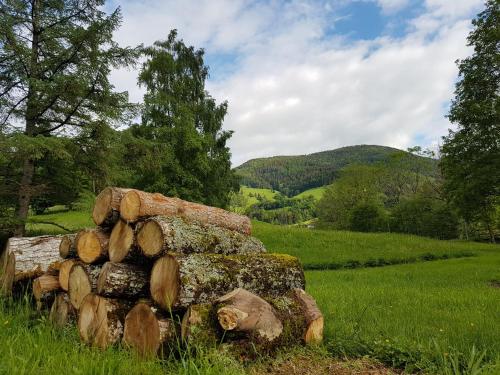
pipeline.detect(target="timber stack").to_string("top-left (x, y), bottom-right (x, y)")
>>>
top-left (0, 187), bottom-right (323, 357)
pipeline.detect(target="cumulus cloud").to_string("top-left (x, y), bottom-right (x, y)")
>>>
top-left (109, 0), bottom-right (483, 166)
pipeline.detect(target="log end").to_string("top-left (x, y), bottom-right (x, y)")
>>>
top-left (150, 256), bottom-right (179, 310)
top-left (59, 235), bottom-right (74, 258)
top-left (137, 220), bottom-right (164, 257)
top-left (33, 275), bottom-right (60, 301)
top-left (120, 190), bottom-right (141, 222)
top-left (92, 188), bottom-right (113, 226)
top-left (78, 294), bottom-right (101, 345)
top-left (49, 293), bottom-right (75, 327)
top-left (77, 230), bottom-right (104, 264)
top-left (305, 315), bottom-right (324, 345)
top-left (123, 303), bottom-right (160, 357)
top-left (96, 262), bottom-right (112, 294)
top-left (109, 220), bottom-right (135, 262)
top-left (59, 259), bottom-right (77, 291)
top-left (68, 264), bottom-right (92, 309)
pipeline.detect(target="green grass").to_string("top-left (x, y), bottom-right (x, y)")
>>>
top-left (240, 186), bottom-right (277, 207)
top-left (18, 209), bottom-right (500, 373)
top-left (292, 186), bottom-right (326, 200)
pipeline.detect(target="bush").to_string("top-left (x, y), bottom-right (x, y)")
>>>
top-left (349, 203), bottom-right (388, 232)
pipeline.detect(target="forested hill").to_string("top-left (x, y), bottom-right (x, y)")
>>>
top-left (235, 145), bottom-right (438, 196)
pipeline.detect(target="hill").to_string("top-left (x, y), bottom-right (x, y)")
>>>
top-left (235, 145), bottom-right (438, 196)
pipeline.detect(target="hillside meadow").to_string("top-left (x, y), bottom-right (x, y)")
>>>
top-left (1, 208), bottom-right (498, 374)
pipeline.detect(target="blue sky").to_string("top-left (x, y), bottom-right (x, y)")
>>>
top-left (109, 0), bottom-right (484, 165)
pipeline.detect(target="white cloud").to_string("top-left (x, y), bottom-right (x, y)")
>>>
top-left (375, 0), bottom-right (411, 14)
top-left (109, 0), bottom-right (483, 166)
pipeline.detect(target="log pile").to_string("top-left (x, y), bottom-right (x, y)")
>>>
top-left (0, 187), bottom-right (324, 357)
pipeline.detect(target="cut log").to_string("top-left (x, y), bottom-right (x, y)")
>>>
top-left (137, 216), bottom-right (265, 258)
top-left (58, 259), bottom-right (77, 291)
top-left (150, 253), bottom-right (305, 310)
top-left (33, 274), bottom-right (61, 310)
top-left (120, 190), bottom-right (251, 235)
top-left (59, 233), bottom-right (77, 259)
top-left (108, 220), bottom-right (143, 263)
top-left (1, 236), bottom-right (63, 296)
top-left (68, 263), bottom-right (101, 309)
top-left (92, 187), bottom-right (132, 227)
top-left (76, 228), bottom-right (110, 264)
top-left (216, 288), bottom-right (282, 342)
top-left (78, 294), bottom-right (132, 349)
top-left (49, 292), bottom-right (76, 327)
top-left (181, 304), bottom-right (221, 348)
top-left (97, 262), bottom-right (149, 299)
top-left (217, 288), bottom-right (323, 345)
top-left (123, 302), bottom-right (178, 357)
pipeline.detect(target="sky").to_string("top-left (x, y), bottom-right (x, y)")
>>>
top-left (107, 0), bottom-right (484, 166)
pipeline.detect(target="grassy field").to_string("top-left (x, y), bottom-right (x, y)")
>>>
top-left (292, 186), bottom-right (326, 200)
top-left (3, 209), bottom-right (499, 374)
top-left (240, 186), bottom-right (277, 206)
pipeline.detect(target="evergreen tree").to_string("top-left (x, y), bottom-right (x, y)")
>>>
top-left (133, 30), bottom-right (238, 207)
top-left (441, 0), bottom-right (500, 242)
top-left (0, 0), bottom-right (139, 235)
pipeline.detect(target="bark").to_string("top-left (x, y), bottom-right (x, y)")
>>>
top-left (150, 253), bottom-right (305, 310)
top-left (76, 228), bottom-right (110, 264)
top-left (181, 304), bottom-right (221, 348)
top-left (108, 220), bottom-right (143, 263)
top-left (78, 294), bottom-right (132, 349)
top-left (33, 274), bottom-right (61, 310)
top-left (58, 259), bottom-right (78, 291)
top-left (123, 301), bottom-right (178, 357)
top-left (68, 263), bottom-right (102, 309)
top-left (97, 262), bottom-right (149, 299)
top-left (120, 190), bottom-right (251, 235)
top-left (137, 216), bottom-right (265, 258)
top-left (59, 233), bottom-right (77, 258)
top-left (0, 235), bottom-right (63, 295)
top-left (49, 292), bottom-right (76, 327)
top-left (92, 187), bottom-right (133, 227)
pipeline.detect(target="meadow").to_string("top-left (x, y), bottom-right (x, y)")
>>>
top-left (1, 208), bottom-right (498, 374)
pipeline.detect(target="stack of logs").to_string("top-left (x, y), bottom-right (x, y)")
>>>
top-left (0, 187), bottom-right (323, 357)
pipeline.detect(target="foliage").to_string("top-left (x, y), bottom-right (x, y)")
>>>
top-left (349, 202), bottom-right (388, 233)
top-left (0, 0), bottom-right (139, 235)
top-left (128, 30), bottom-right (238, 207)
top-left (235, 145), bottom-right (438, 197)
top-left (441, 0), bottom-right (500, 242)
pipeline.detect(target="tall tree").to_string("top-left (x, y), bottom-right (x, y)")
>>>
top-left (441, 0), bottom-right (500, 242)
top-left (0, 0), bottom-right (139, 235)
top-left (132, 30), bottom-right (238, 207)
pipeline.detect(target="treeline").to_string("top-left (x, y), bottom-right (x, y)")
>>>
top-left (0, 0), bottom-right (238, 240)
top-left (235, 145), bottom-right (438, 196)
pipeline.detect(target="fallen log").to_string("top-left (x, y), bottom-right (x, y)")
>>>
top-left (78, 294), bottom-right (132, 349)
top-left (97, 262), bottom-right (149, 299)
top-left (150, 253), bottom-right (305, 310)
top-left (108, 220), bottom-right (142, 263)
top-left (123, 302), bottom-right (178, 357)
top-left (137, 216), bottom-right (265, 258)
top-left (58, 259), bottom-right (77, 291)
top-left (33, 274), bottom-right (61, 310)
top-left (76, 228), bottom-right (110, 264)
top-left (92, 187), bottom-right (132, 227)
top-left (49, 292), bottom-right (76, 327)
top-left (217, 288), bottom-right (323, 345)
top-left (68, 263), bottom-right (101, 309)
top-left (0, 236), bottom-right (63, 295)
top-left (120, 190), bottom-right (251, 235)
top-left (59, 233), bottom-right (77, 259)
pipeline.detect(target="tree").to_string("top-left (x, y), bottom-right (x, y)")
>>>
top-left (0, 0), bottom-right (139, 235)
top-left (441, 0), bottom-right (500, 242)
top-left (132, 30), bottom-right (238, 207)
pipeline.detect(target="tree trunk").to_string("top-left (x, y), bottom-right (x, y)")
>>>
top-left (68, 263), bottom-right (101, 309)
top-left (120, 190), bottom-right (251, 235)
top-left (58, 259), bottom-right (78, 291)
top-left (137, 216), bottom-right (265, 258)
top-left (59, 233), bottom-right (78, 258)
top-left (97, 262), bottom-right (149, 299)
top-left (0, 235), bottom-right (63, 295)
top-left (150, 253), bottom-right (305, 310)
top-left (218, 288), bottom-right (323, 345)
top-left (108, 220), bottom-right (143, 263)
top-left (123, 301), bottom-right (178, 357)
top-left (92, 187), bottom-right (132, 227)
top-left (14, 159), bottom-right (35, 236)
top-left (78, 294), bottom-right (132, 349)
top-left (76, 228), bottom-right (110, 264)
top-left (49, 292), bottom-right (76, 327)
top-left (33, 274), bottom-right (61, 310)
